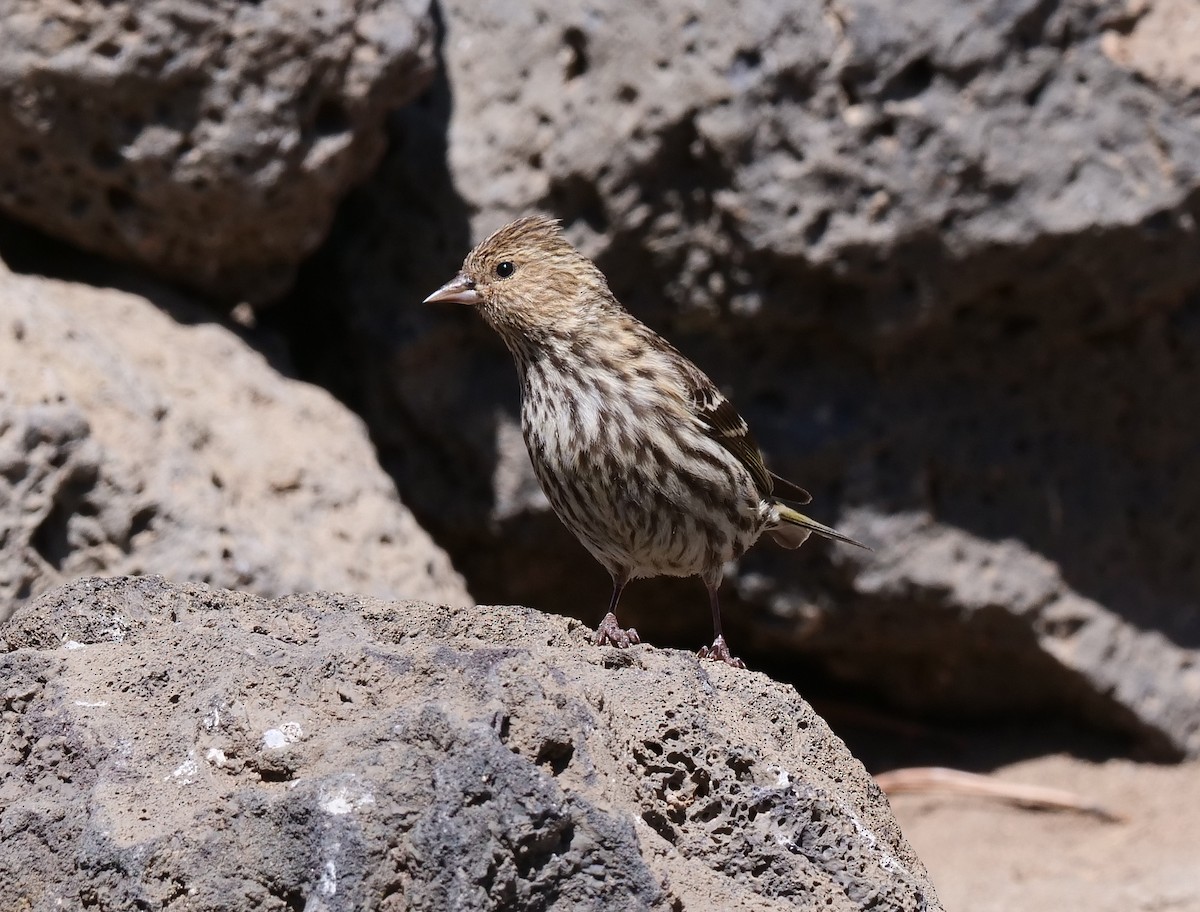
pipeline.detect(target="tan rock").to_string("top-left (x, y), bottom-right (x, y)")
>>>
top-left (0, 263), bottom-right (470, 621)
top-left (1102, 0), bottom-right (1200, 94)
top-left (0, 0), bottom-right (436, 301)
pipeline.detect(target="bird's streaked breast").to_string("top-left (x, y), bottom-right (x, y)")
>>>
top-left (515, 340), bottom-right (768, 578)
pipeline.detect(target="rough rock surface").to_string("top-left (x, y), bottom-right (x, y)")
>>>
top-left (0, 261), bottom-right (470, 623)
top-left (275, 0), bottom-right (1200, 757)
top-left (0, 0), bottom-right (436, 301)
top-left (0, 575), bottom-right (940, 911)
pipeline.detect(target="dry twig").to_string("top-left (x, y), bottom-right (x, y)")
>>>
top-left (875, 766), bottom-right (1125, 822)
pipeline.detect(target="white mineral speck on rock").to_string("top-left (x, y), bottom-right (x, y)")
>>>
top-left (320, 785), bottom-right (375, 816)
top-left (262, 729), bottom-right (288, 749)
top-left (166, 752), bottom-right (199, 784)
top-left (317, 860), bottom-right (337, 896)
top-left (322, 795), bottom-right (352, 814)
top-left (263, 721), bottom-right (304, 749)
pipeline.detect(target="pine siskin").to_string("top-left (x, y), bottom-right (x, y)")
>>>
top-left (426, 216), bottom-right (868, 668)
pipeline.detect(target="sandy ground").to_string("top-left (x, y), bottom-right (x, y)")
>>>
top-left (815, 706), bottom-right (1200, 912)
top-left (884, 754), bottom-right (1200, 912)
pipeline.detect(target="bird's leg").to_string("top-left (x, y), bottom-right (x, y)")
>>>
top-left (697, 575), bottom-right (746, 669)
top-left (594, 571), bottom-right (640, 648)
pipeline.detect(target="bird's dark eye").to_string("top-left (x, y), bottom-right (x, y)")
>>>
top-left (495, 261), bottom-right (515, 278)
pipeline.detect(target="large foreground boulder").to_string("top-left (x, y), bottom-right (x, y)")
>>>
top-left (0, 262), bottom-right (470, 622)
top-left (0, 576), bottom-right (940, 911)
top-left (0, 0), bottom-right (437, 301)
top-left (278, 0), bottom-right (1200, 757)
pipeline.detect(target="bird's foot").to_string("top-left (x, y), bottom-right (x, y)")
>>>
top-left (698, 636), bottom-right (746, 669)
top-left (594, 612), bottom-right (640, 648)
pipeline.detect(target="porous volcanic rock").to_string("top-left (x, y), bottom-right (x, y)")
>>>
top-left (0, 575), bottom-right (941, 911)
top-left (276, 0), bottom-right (1200, 757)
top-left (0, 261), bottom-right (469, 623)
top-left (0, 0), bottom-right (436, 301)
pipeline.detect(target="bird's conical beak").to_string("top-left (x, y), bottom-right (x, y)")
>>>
top-left (423, 273), bottom-right (480, 306)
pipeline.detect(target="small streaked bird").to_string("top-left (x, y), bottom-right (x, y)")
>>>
top-left (426, 216), bottom-right (868, 668)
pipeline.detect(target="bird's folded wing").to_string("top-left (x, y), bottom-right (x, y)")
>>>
top-left (668, 349), bottom-right (775, 500)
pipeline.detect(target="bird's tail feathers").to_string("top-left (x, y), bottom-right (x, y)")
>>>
top-left (772, 503), bottom-right (871, 551)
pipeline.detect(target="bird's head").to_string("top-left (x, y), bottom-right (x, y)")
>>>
top-left (424, 215), bottom-right (614, 347)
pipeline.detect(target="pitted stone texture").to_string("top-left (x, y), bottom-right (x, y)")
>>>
top-left (0, 0), bottom-right (436, 301)
top-left (0, 576), bottom-right (940, 911)
top-left (0, 262), bottom-right (469, 622)
top-left (277, 0), bottom-right (1200, 757)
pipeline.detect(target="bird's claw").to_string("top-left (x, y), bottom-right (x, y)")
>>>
top-left (698, 635), bottom-right (746, 669)
top-left (594, 612), bottom-right (640, 648)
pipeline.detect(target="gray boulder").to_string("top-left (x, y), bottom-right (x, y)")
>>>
top-left (0, 0), bottom-right (436, 301)
top-left (0, 262), bottom-right (470, 622)
top-left (278, 0), bottom-right (1200, 757)
top-left (0, 575), bottom-right (941, 911)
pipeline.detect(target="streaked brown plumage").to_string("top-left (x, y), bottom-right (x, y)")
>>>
top-left (426, 215), bottom-right (868, 668)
